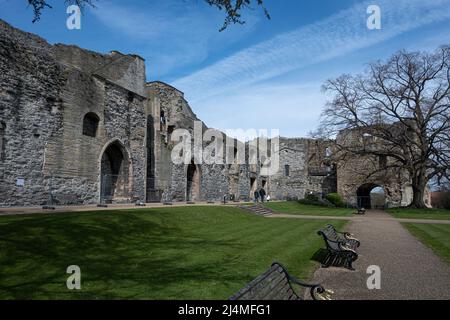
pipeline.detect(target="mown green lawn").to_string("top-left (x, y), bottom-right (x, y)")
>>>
top-left (264, 201), bottom-right (353, 216)
top-left (403, 223), bottom-right (450, 264)
top-left (388, 207), bottom-right (450, 220)
top-left (0, 206), bottom-right (345, 300)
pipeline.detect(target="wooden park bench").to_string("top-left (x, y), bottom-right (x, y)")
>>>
top-left (317, 224), bottom-right (360, 270)
top-left (229, 262), bottom-right (333, 300)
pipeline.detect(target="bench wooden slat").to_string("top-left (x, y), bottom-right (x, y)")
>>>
top-left (230, 262), bottom-right (325, 300)
top-left (261, 278), bottom-right (290, 300)
top-left (232, 266), bottom-right (288, 300)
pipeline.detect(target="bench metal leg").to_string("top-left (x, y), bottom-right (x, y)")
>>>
top-left (344, 252), bottom-right (357, 270)
top-left (345, 258), bottom-right (355, 271)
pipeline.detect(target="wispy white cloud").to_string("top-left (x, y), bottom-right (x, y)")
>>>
top-left (197, 82), bottom-right (327, 137)
top-left (172, 0), bottom-right (450, 103)
top-left (89, 0), bottom-right (260, 77)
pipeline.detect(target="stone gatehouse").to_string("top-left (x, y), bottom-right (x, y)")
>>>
top-left (0, 19), bottom-right (420, 208)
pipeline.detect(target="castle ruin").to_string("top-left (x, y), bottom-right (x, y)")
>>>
top-left (0, 20), bottom-right (423, 208)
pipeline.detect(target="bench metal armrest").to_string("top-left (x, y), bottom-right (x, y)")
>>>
top-left (343, 233), bottom-right (360, 245)
top-left (339, 243), bottom-right (357, 255)
top-left (336, 230), bottom-right (355, 238)
top-left (334, 230), bottom-right (360, 245)
top-left (326, 225), bottom-right (357, 238)
top-left (344, 234), bottom-right (358, 241)
top-left (288, 275), bottom-right (333, 300)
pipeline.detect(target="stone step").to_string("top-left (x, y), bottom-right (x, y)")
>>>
top-left (238, 205), bottom-right (274, 216)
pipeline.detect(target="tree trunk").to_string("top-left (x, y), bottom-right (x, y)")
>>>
top-left (411, 186), bottom-right (427, 208)
top-left (411, 175), bottom-right (427, 208)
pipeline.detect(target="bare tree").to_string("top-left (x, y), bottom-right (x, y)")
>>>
top-left (26, 0), bottom-right (270, 31)
top-left (204, 0), bottom-right (270, 31)
top-left (318, 45), bottom-right (450, 208)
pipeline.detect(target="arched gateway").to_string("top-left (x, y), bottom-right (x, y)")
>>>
top-left (186, 160), bottom-right (201, 202)
top-left (100, 140), bottom-right (131, 203)
top-left (356, 183), bottom-right (386, 209)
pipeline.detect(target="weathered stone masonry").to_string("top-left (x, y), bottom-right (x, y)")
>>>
top-left (0, 19), bottom-right (419, 208)
top-left (0, 20), bottom-right (146, 206)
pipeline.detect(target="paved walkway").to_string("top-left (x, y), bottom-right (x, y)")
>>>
top-left (268, 213), bottom-right (450, 225)
top-left (305, 210), bottom-right (450, 299)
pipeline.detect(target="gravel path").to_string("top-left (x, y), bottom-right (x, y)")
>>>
top-left (308, 210), bottom-right (450, 299)
top-left (268, 213), bottom-right (450, 225)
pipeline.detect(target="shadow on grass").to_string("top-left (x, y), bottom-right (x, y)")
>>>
top-left (0, 212), bottom-right (250, 299)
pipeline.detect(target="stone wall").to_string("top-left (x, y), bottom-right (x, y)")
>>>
top-left (266, 138), bottom-right (336, 200)
top-left (0, 19), bottom-right (147, 206)
top-left (0, 20), bottom-right (66, 206)
top-left (5, 19), bottom-right (417, 208)
top-left (267, 138), bottom-right (308, 200)
top-left (336, 128), bottom-right (414, 207)
top-left (146, 81), bottom-right (260, 203)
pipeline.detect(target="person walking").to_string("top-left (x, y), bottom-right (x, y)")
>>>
top-left (259, 188), bottom-right (266, 203)
top-left (254, 190), bottom-right (260, 203)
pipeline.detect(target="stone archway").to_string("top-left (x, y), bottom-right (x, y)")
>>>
top-left (100, 140), bottom-right (130, 203)
top-left (186, 160), bottom-right (201, 202)
top-left (356, 183), bottom-right (386, 209)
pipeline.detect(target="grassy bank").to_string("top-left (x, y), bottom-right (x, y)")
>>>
top-left (0, 206), bottom-right (344, 299)
top-left (264, 201), bottom-right (353, 216)
top-left (388, 207), bottom-right (450, 220)
top-left (403, 223), bottom-right (450, 264)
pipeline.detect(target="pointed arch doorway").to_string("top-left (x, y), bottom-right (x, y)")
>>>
top-left (356, 183), bottom-right (386, 209)
top-left (186, 160), bottom-right (201, 202)
top-left (100, 140), bottom-right (130, 203)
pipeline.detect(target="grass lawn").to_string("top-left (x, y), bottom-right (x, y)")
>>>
top-left (388, 207), bottom-right (450, 220)
top-left (0, 206), bottom-right (345, 300)
top-left (264, 201), bottom-right (354, 216)
top-left (403, 223), bottom-right (450, 264)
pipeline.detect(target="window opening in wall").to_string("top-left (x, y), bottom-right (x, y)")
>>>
top-left (82, 113), bottom-right (99, 137)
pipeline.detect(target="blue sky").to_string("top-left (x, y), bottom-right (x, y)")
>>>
top-left (1, 0), bottom-right (450, 137)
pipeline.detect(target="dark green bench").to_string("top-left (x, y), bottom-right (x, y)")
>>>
top-left (229, 262), bottom-right (333, 300)
top-left (318, 224), bottom-right (360, 270)
top-left (324, 224), bottom-right (360, 249)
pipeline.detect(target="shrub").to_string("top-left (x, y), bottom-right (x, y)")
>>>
top-left (325, 193), bottom-right (345, 207)
top-left (298, 193), bottom-right (332, 207)
top-left (298, 199), bottom-right (325, 206)
top-left (305, 193), bottom-right (319, 202)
